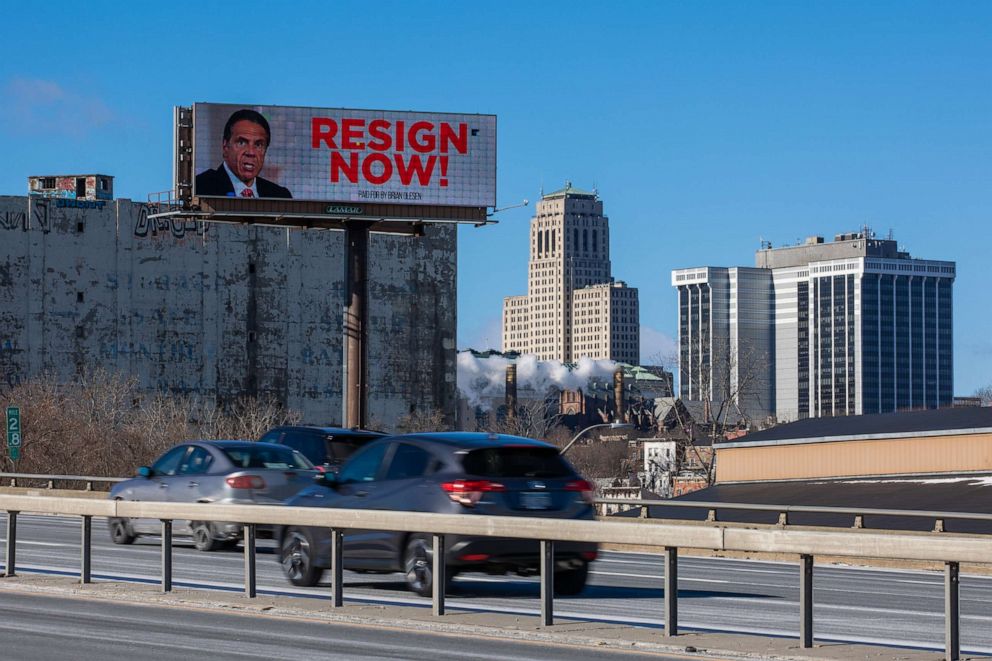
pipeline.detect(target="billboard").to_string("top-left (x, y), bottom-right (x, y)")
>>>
top-left (191, 103), bottom-right (496, 207)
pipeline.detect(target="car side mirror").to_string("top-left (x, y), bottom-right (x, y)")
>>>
top-left (314, 471), bottom-right (338, 488)
top-left (138, 466), bottom-right (152, 478)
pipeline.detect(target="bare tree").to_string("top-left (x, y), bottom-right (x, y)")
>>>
top-left (668, 337), bottom-right (772, 485)
top-left (975, 385), bottom-right (992, 407)
top-left (395, 407), bottom-right (450, 433)
top-left (478, 395), bottom-right (565, 440)
top-left (0, 370), bottom-right (301, 480)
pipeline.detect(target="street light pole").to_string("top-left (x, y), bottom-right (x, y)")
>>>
top-left (560, 422), bottom-right (634, 456)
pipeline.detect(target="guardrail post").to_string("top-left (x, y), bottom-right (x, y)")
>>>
top-left (161, 520), bottom-right (172, 593)
top-left (706, 509), bottom-right (717, 522)
top-left (46, 480), bottom-right (54, 489)
top-left (778, 512), bottom-right (789, 526)
top-left (330, 528), bottom-right (343, 608)
top-left (80, 515), bottom-right (92, 584)
top-left (945, 561), bottom-right (959, 661)
top-left (243, 524), bottom-right (256, 598)
top-left (664, 546), bottom-right (678, 637)
top-left (540, 539), bottom-right (554, 626)
top-left (4, 511), bottom-right (17, 577)
top-left (934, 518), bottom-right (945, 533)
top-left (432, 533), bottom-right (446, 616)
top-left (85, 481), bottom-right (93, 492)
top-left (853, 515), bottom-right (864, 529)
top-left (800, 554), bottom-right (813, 648)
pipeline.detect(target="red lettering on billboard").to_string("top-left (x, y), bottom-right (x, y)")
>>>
top-left (368, 119), bottom-right (391, 151)
top-left (313, 117), bottom-right (477, 189)
top-left (341, 118), bottom-right (366, 150)
top-left (440, 123), bottom-right (467, 154)
top-left (311, 118), bottom-right (338, 149)
top-left (409, 122), bottom-right (436, 153)
top-left (362, 153), bottom-right (392, 185)
top-left (330, 151), bottom-right (359, 183)
top-left (395, 154), bottom-right (437, 186)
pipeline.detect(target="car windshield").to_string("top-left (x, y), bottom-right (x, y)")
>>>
top-left (221, 445), bottom-right (312, 470)
top-left (462, 446), bottom-right (572, 478)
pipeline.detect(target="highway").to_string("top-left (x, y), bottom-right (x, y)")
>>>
top-left (2, 514), bottom-right (991, 656)
top-left (0, 591), bottom-right (685, 661)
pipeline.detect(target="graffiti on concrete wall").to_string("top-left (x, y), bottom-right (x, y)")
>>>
top-left (0, 211), bottom-right (26, 231)
top-left (32, 200), bottom-right (50, 233)
top-left (133, 205), bottom-right (207, 239)
top-left (1, 202), bottom-right (51, 232)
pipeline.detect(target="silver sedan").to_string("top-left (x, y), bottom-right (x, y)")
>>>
top-left (108, 440), bottom-right (316, 551)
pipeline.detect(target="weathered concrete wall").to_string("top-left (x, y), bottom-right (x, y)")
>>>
top-left (0, 195), bottom-right (456, 429)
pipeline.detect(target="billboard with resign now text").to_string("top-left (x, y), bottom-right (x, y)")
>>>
top-left (191, 103), bottom-right (496, 207)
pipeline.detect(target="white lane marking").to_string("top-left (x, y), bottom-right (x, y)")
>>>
top-left (2, 540), bottom-right (70, 547)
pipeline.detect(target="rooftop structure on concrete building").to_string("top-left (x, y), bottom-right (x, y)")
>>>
top-left (28, 174), bottom-right (114, 201)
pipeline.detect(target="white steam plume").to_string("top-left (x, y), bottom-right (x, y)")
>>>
top-left (456, 351), bottom-right (619, 410)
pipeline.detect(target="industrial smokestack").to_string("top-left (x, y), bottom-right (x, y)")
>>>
top-left (613, 367), bottom-right (625, 423)
top-left (505, 364), bottom-right (518, 419)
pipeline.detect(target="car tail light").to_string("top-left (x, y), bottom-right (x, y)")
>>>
top-left (226, 475), bottom-right (266, 489)
top-left (565, 479), bottom-right (595, 504)
top-left (441, 479), bottom-right (505, 506)
top-left (582, 551), bottom-right (598, 561)
top-left (459, 553), bottom-right (490, 562)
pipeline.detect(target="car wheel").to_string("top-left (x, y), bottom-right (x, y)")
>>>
top-left (281, 527), bottom-right (324, 587)
top-left (192, 522), bottom-right (224, 552)
top-left (554, 560), bottom-right (589, 596)
top-left (108, 517), bottom-right (135, 545)
top-left (403, 535), bottom-right (451, 598)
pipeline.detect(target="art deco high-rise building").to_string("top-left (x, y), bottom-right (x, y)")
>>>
top-left (503, 183), bottom-right (639, 364)
top-left (672, 231), bottom-right (955, 423)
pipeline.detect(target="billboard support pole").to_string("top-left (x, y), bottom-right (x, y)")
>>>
top-left (343, 221), bottom-right (373, 428)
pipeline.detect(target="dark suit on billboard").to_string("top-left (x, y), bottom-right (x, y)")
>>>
top-left (195, 165), bottom-right (292, 199)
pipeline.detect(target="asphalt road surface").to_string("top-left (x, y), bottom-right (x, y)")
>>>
top-left (0, 591), bottom-right (687, 661)
top-left (2, 514), bottom-right (991, 656)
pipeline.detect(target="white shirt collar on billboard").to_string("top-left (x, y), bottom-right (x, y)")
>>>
top-left (222, 162), bottom-right (258, 198)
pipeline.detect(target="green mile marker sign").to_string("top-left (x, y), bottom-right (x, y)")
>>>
top-left (6, 406), bottom-right (21, 462)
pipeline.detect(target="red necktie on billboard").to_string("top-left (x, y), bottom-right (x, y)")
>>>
top-left (241, 188), bottom-right (254, 198)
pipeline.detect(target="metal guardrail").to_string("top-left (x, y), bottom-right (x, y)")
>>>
top-left (4, 473), bottom-right (987, 534)
top-left (593, 497), bottom-right (992, 532)
top-left (0, 495), bottom-right (986, 659)
top-left (0, 473), bottom-right (126, 491)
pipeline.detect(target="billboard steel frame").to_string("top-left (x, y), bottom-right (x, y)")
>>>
top-left (153, 105), bottom-right (497, 428)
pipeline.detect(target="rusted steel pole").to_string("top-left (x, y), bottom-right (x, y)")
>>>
top-left (343, 221), bottom-right (373, 429)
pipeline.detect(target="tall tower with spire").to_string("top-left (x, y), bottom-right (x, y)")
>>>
top-left (502, 183), bottom-right (639, 363)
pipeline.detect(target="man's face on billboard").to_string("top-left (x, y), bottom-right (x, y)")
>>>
top-left (222, 119), bottom-right (269, 184)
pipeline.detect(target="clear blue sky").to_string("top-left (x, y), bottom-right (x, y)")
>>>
top-left (1, 1), bottom-right (989, 394)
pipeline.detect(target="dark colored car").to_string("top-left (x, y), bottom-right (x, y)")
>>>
top-left (108, 440), bottom-right (316, 551)
top-left (260, 426), bottom-right (386, 472)
top-left (277, 432), bottom-right (598, 596)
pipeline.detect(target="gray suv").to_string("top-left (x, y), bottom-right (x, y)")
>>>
top-left (260, 426), bottom-right (386, 472)
top-left (277, 432), bottom-right (598, 596)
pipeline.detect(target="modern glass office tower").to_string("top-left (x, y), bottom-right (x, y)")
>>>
top-left (672, 267), bottom-right (775, 422)
top-left (503, 183), bottom-right (639, 364)
top-left (673, 231), bottom-right (955, 422)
